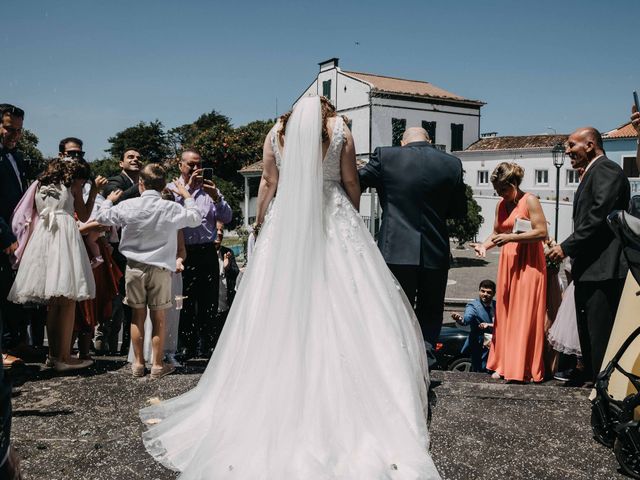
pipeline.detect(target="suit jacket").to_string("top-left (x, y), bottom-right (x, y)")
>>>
top-left (104, 172), bottom-right (140, 204)
top-left (358, 141), bottom-right (467, 268)
top-left (0, 149), bottom-right (26, 227)
top-left (460, 299), bottom-right (495, 354)
top-left (561, 156), bottom-right (630, 282)
top-left (219, 245), bottom-right (239, 307)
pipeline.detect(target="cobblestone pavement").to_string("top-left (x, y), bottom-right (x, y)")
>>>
top-left (10, 360), bottom-right (625, 480)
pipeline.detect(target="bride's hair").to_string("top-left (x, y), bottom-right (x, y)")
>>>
top-left (279, 96), bottom-right (348, 143)
top-left (38, 158), bottom-right (92, 187)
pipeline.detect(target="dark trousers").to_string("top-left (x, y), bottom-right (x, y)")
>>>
top-left (111, 244), bottom-right (131, 354)
top-left (0, 262), bottom-right (12, 464)
top-left (179, 244), bottom-right (219, 354)
top-left (388, 264), bottom-right (448, 347)
top-left (0, 255), bottom-right (26, 350)
top-left (574, 279), bottom-right (625, 382)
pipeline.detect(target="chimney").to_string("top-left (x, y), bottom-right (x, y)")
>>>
top-left (319, 58), bottom-right (339, 72)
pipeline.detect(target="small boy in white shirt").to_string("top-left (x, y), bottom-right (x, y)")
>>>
top-left (96, 163), bottom-right (200, 378)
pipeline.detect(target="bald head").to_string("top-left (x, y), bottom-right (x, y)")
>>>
top-left (573, 127), bottom-right (604, 151)
top-left (401, 127), bottom-right (430, 146)
top-left (565, 126), bottom-right (605, 169)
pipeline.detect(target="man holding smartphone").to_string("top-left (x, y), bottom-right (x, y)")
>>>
top-left (168, 149), bottom-right (232, 360)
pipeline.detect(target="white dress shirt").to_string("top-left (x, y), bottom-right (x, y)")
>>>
top-left (96, 190), bottom-right (201, 271)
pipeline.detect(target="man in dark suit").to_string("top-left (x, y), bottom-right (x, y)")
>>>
top-left (0, 104), bottom-right (25, 478)
top-left (0, 104), bottom-right (28, 368)
top-left (103, 149), bottom-right (142, 202)
top-left (548, 127), bottom-right (630, 382)
top-left (359, 127), bottom-right (467, 346)
top-left (100, 149), bottom-right (142, 354)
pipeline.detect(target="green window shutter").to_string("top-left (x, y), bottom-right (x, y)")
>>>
top-left (421, 121), bottom-right (436, 144)
top-left (451, 123), bottom-right (464, 151)
top-left (392, 118), bottom-right (406, 146)
top-left (322, 80), bottom-right (331, 100)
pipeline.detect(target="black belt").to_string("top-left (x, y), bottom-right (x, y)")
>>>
top-left (185, 242), bottom-right (216, 251)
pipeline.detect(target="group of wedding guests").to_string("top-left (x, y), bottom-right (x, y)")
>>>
top-left (0, 104), bottom-right (236, 380)
top-left (457, 114), bottom-right (638, 385)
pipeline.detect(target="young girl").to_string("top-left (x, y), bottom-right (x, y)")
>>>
top-left (8, 159), bottom-right (106, 372)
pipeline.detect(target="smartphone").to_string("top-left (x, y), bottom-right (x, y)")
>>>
top-left (634, 91), bottom-right (640, 112)
top-left (202, 168), bottom-right (214, 182)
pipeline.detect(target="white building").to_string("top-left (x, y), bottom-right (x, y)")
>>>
top-left (458, 134), bottom-right (574, 243)
top-left (604, 121), bottom-right (640, 195)
top-left (240, 57), bottom-right (485, 226)
top-left (296, 58), bottom-right (484, 159)
top-left (460, 125), bottom-right (639, 243)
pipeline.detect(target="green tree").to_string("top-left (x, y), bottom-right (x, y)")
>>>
top-left (447, 184), bottom-right (483, 247)
top-left (189, 119), bottom-right (275, 185)
top-left (89, 156), bottom-right (122, 178)
top-left (213, 175), bottom-right (243, 229)
top-left (168, 110), bottom-right (231, 156)
top-left (18, 129), bottom-right (48, 183)
top-left (106, 120), bottom-right (171, 161)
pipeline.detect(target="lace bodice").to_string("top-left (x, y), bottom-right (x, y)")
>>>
top-left (270, 116), bottom-right (345, 181)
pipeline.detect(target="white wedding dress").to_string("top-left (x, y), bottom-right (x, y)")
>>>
top-left (141, 97), bottom-right (440, 479)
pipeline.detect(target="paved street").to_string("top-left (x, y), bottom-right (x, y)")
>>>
top-left (10, 361), bottom-right (625, 480)
top-left (8, 243), bottom-right (626, 480)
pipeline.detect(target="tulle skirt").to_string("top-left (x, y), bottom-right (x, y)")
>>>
top-left (547, 282), bottom-right (581, 356)
top-left (9, 213), bottom-right (95, 304)
top-left (140, 182), bottom-right (440, 479)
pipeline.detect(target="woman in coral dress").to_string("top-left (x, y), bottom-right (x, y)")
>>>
top-left (472, 162), bottom-right (548, 382)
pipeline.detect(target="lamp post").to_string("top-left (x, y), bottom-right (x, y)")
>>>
top-left (551, 143), bottom-right (566, 242)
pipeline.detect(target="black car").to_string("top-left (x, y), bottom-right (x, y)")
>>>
top-left (432, 325), bottom-right (472, 372)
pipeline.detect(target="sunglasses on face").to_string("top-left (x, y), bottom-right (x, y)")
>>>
top-left (1, 126), bottom-right (22, 135)
top-left (65, 150), bottom-right (85, 160)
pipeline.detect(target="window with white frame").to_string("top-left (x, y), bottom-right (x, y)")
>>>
top-left (535, 169), bottom-right (549, 185)
top-left (477, 170), bottom-right (489, 185)
top-left (566, 169), bottom-right (580, 185)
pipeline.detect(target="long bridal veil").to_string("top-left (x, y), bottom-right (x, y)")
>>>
top-left (141, 96), bottom-right (440, 479)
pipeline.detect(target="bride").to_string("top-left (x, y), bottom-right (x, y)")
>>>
top-left (140, 96), bottom-right (441, 479)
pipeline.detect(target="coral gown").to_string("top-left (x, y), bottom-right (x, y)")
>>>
top-left (487, 193), bottom-right (547, 382)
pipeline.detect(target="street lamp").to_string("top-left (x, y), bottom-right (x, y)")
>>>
top-left (551, 143), bottom-right (566, 242)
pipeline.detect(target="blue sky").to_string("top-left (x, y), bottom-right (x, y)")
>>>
top-left (3, 0), bottom-right (638, 160)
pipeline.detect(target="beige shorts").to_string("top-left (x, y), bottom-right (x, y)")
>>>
top-left (124, 260), bottom-right (172, 310)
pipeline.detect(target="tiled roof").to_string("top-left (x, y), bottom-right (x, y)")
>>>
top-left (465, 134), bottom-right (569, 152)
top-left (342, 71), bottom-right (484, 106)
top-left (239, 160), bottom-right (263, 174)
top-left (604, 122), bottom-right (638, 139)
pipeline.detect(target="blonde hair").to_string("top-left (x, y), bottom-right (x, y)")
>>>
top-left (490, 162), bottom-right (524, 187)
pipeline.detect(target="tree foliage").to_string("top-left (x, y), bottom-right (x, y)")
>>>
top-left (18, 129), bottom-right (48, 183)
top-left (106, 120), bottom-right (171, 161)
top-left (89, 157), bottom-right (122, 178)
top-left (168, 110), bottom-right (231, 156)
top-left (189, 119), bottom-right (275, 184)
top-left (103, 112), bottom-right (275, 226)
top-left (447, 184), bottom-right (483, 247)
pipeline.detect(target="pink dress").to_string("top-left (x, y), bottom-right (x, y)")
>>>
top-left (487, 193), bottom-right (547, 382)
